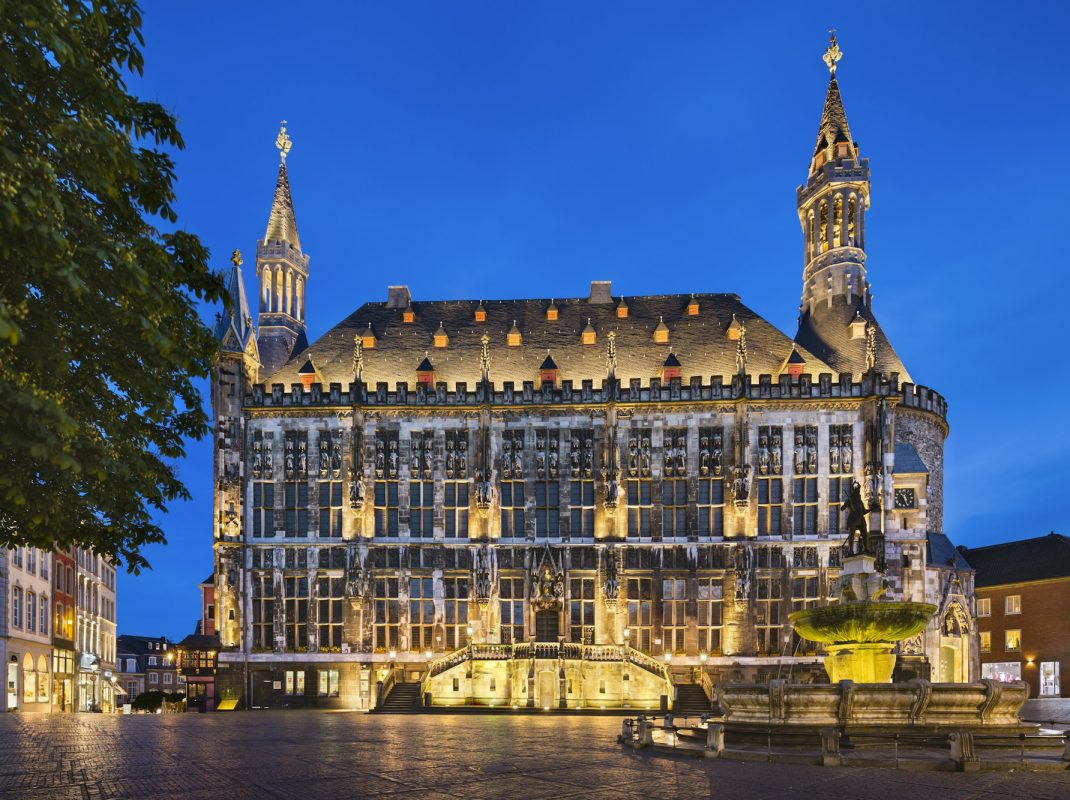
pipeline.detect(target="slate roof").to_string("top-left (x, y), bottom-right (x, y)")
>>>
top-left (795, 295), bottom-right (912, 382)
top-left (812, 76), bottom-right (855, 167)
top-left (214, 264), bottom-right (256, 355)
top-left (264, 289), bottom-right (834, 387)
top-left (958, 533), bottom-right (1070, 587)
top-left (893, 442), bottom-right (928, 474)
top-left (264, 161), bottom-right (300, 249)
top-left (177, 633), bottom-right (220, 650)
top-left (927, 532), bottom-right (971, 569)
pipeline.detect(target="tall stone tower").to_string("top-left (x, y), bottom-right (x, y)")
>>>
top-left (211, 249), bottom-right (259, 649)
top-left (794, 34), bottom-right (909, 381)
top-left (256, 123), bottom-right (310, 373)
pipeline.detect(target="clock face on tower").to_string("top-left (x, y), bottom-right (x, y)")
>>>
top-left (894, 488), bottom-right (916, 509)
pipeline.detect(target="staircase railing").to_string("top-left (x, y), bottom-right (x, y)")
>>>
top-left (376, 667), bottom-right (396, 708)
top-left (423, 640), bottom-right (670, 684)
top-left (700, 669), bottom-right (716, 705)
top-left (427, 644), bottom-right (473, 678)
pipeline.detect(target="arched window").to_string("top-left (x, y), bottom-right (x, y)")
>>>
top-left (833, 195), bottom-right (844, 247)
top-left (295, 276), bottom-right (303, 321)
top-left (56, 602), bottom-right (63, 638)
top-left (36, 655), bottom-right (48, 703)
top-left (39, 595), bottom-right (47, 636)
top-left (808, 212), bottom-right (816, 259)
top-left (818, 202), bottom-right (828, 252)
top-left (22, 653), bottom-right (34, 703)
top-left (847, 195), bottom-right (857, 245)
top-left (273, 267), bottom-right (282, 313)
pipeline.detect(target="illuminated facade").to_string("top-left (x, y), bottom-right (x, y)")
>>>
top-left (212, 39), bottom-right (976, 709)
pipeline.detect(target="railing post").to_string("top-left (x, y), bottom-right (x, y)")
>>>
top-left (704, 723), bottom-right (725, 759)
top-left (948, 731), bottom-right (980, 772)
top-left (820, 728), bottom-right (842, 767)
top-left (1062, 731), bottom-right (1070, 763)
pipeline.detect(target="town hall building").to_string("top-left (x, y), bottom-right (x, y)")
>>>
top-left (210, 37), bottom-right (977, 710)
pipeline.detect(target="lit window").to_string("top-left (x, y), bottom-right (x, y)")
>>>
top-left (979, 631), bottom-right (991, 652)
top-left (1005, 595), bottom-right (1021, 615)
top-left (1004, 629), bottom-right (1021, 652)
top-left (976, 598), bottom-right (990, 617)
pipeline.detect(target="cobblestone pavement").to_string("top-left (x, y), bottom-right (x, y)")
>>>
top-left (1, 712), bottom-right (1068, 800)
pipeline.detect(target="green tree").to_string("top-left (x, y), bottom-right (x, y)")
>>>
top-left (0, 1), bottom-right (226, 572)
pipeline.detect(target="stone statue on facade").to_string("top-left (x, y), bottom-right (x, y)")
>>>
top-left (349, 475), bottom-right (365, 509)
top-left (547, 440), bottom-right (558, 479)
top-left (296, 440), bottom-right (307, 478)
top-left (757, 433), bottom-right (769, 475)
top-left (731, 464), bottom-right (751, 505)
top-left (457, 439), bottom-right (468, 479)
top-left (840, 432), bottom-right (853, 473)
top-left (699, 436), bottom-right (710, 475)
top-left (319, 436), bottom-right (330, 478)
top-left (374, 440), bottom-right (384, 477)
top-left (531, 549), bottom-right (564, 612)
top-left (252, 439), bottom-right (263, 478)
top-left (332, 439), bottom-right (342, 477)
top-left (474, 469), bottom-right (493, 510)
top-left (446, 439), bottom-right (456, 478)
top-left (473, 546), bottom-right (493, 603)
top-left (712, 431), bottom-right (723, 476)
top-left (602, 466), bottom-right (620, 509)
top-left (602, 546), bottom-right (620, 602)
top-left (285, 439), bottom-right (294, 478)
top-left (388, 440), bottom-right (399, 478)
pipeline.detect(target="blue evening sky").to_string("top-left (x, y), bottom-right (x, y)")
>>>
top-left (121, 1), bottom-right (1070, 638)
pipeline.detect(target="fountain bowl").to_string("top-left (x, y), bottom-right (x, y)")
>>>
top-left (788, 601), bottom-right (936, 684)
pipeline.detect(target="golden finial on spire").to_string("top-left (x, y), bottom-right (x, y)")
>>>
top-left (822, 30), bottom-right (843, 75)
top-left (230, 248), bottom-right (242, 267)
top-left (275, 120), bottom-right (293, 162)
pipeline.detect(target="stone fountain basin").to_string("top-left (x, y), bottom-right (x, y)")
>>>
top-left (788, 601), bottom-right (936, 645)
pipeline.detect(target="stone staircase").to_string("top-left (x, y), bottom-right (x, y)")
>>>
top-left (673, 683), bottom-right (711, 715)
top-left (375, 681), bottom-right (422, 713)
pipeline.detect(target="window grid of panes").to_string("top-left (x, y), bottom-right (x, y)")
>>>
top-left (569, 576), bottom-right (595, 644)
top-left (317, 576), bottom-right (344, 650)
top-left (662, 578), bottom-right (687, 653)
top-left (444, 481), bottom-right (469, 538)
top-left (409, 577), bottom-right (434, 651)
top-left (318, 481), bottom-right (343, 537)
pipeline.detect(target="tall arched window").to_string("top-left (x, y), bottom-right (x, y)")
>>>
top-left (22, 653), bottom-right (34, 702)
top-left (273, 267), bottom-right (282, 313)
top-left (818, 202), bottom-right (829, 252)
top-left (36, 655), bottom-right (48, 703)
top-left (847, 195), bottom-right (857, 246)
top-left (833, 195), bottom-right (844, 247)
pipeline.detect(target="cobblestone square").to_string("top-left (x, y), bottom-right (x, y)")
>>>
top-left (1, 712), bottom-right (1068, 800)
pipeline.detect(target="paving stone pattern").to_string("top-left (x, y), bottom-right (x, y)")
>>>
top-left (0, 713), bottom-right (1068, 800)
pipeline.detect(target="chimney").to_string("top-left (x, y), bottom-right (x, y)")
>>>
top-left (588, 280), bottom-right (612, 304)
top-left (386, 285), bottom-right (411, 309)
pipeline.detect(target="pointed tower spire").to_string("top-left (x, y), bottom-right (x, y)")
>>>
top-left (256, 122), bottom-right (311, 373)
top-left (794, 35), bottom-right (911, 381)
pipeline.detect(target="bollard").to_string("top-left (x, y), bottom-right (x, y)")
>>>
top-left (704, 723), bottom-right (725, 759)
top-left (619, 718), bottom-right (633, 745)
top-left (819, 728), bottom-right (842, 767)
top-left (948, 731), bottom-right (980, 772)
top-left (637, 715), bottom-right (654, 748)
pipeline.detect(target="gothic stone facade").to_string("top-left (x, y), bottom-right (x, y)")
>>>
top-left (210, 61), bottom-right (977, 710)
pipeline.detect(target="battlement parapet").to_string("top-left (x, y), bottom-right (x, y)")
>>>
top-left (245, 372), bottom-right (947, 418)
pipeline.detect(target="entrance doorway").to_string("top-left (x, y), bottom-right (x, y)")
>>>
top-left (535, 611), bottom-right (559, 642)
top-left (251, 670), bottom-right (276, 709)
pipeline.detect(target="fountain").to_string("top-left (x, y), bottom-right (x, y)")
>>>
top-left (716, 503), bottom-right (1033, 736)
top-left (788, 552), bottom-right (934, 684)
